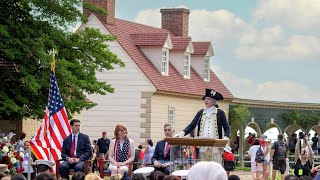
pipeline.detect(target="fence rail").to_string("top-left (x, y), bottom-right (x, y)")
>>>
top-left (234, 154), bottom-right (320, 166)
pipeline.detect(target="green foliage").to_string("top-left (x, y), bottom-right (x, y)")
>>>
top-left (282, 111), bottom-right (320, 129)
top-left (234, 166), bottom-right (251, 171)
top-left (0, 0), bottom-right (124, 120)
top-left (84, 2), bottom-right (108, 16)
top-left (229, 104), bottom-right (251, 139)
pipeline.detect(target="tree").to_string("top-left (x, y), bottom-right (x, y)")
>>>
top-left (282, 111), bottom-right (320, 130)
top-left (229, 104), bottom-right (251, 166)
top-left (0, 0), bottom-right (124, 120)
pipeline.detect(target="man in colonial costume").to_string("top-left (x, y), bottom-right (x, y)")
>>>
top-left (174, 88), bottom-right (230, 163)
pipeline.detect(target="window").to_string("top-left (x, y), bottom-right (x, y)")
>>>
top-left (161, 49), bottom-right (169, 75)
top-left (204, 57), bottom-right (210, 81)
top-left (184, 54), bottom-right (190, 78)
top-left (168, 107), bottom-right (175, 126)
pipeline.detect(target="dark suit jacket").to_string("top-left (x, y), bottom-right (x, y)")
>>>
top-left (183, 109), bottom-right (230, 139)
top-left (151, 140), bottom-right (170, 163)
top-left (61, 133), bottom-right (92, 161)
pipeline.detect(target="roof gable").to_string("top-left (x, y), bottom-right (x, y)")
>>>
top-left (130, 33), bottom-right (172, 48)
top-left (193, 42), bottom-right (213, 56)
top-left (171, 37), bottom-right (193, 53)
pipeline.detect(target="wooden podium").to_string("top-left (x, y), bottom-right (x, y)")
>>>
top-left (164, 137), bottom-right (228, 172)
top-left (164, 137), bottom-right (228, 147)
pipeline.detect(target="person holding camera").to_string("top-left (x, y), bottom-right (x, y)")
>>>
top-left (293, 133), bottom-right (314, 178)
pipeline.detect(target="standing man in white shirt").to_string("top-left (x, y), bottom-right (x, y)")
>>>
top-left (174, 88), bottom-right (230, 163)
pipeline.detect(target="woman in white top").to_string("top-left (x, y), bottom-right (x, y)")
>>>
top-left (108, 123), bottom-right (135, 176)
top-left (248, 139), bottom-right (264, 180)
top-left (143, 139), bottom-right (154, 165)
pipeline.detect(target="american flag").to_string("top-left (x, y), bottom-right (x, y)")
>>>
top-left (30, 71), bottom-right (71, 162)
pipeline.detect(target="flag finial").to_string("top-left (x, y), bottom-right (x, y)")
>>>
top-left (48, 49), bottom-right (58, 74)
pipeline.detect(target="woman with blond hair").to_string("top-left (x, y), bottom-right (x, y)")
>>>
top-left (84, 173), bottom-right (102, 180)
top-left (108, 124), bottom-right (135, 176)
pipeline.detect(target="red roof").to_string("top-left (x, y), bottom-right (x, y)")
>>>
top-left (171, 36), bottom-right (191, 51)
top-left (193, 42), bottom-right (211, 55)
top-left (130, 33), bottom-right (168, 46)
top-left (102, 19), bottom-right (233, 99)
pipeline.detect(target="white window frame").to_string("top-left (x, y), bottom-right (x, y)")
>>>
top-left (161, 49), bottom-right (169, 75)
top-left (184, 54), bottom-right (190, 78)
top-left (168, 106), bottom-right (175, 126)
top-left (204, 57), bottom-right (210, 81)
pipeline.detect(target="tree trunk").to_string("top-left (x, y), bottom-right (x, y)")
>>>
top-left (239, 127), bottom-right (245, 167)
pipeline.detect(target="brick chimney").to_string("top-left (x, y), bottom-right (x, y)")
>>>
top-left (83, 0), bottom-right (115, 25)
top-left (160, 8), bottom-right (190, 37)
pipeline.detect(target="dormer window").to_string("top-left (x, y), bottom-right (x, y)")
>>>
top-left (204, 57), bottom-right (210, 81)
top-left (184, 54), bottom-right (190, 78)
top-left (161, 48), bottom-right (169, 75)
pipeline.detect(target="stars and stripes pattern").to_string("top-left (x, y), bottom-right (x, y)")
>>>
top-left (30, 71), bottom-right (71, 162)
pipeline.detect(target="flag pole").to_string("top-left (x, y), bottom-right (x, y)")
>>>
top-left (27, 148), bottom-right (31, 180)
top-left (48, 48), bottom-right (57, 162)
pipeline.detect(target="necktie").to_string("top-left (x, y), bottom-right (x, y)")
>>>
top-left (70, 135), bottom-right (76, 158)
top-left (164, 142), bottom-right (170, 158)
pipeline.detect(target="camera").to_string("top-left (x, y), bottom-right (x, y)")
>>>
top-left (299, 132), bottom-right (305, 139)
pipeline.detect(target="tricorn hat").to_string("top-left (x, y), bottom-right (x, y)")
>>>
top-left (202, 89), bottom-right (223, 100)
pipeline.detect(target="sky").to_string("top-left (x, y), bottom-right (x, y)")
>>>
top-left (114, 0), bottom-right (320, 103)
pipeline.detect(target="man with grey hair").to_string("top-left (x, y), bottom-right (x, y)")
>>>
top-left (152, 123), bottom-right (174, 175)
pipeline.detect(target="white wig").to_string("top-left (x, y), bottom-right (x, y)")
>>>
top-left (188, 161), bottom-right (228, 180)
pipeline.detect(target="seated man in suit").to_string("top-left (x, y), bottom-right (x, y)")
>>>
top-left (152, 123), bottom-right (174, 175)
top-left (59, 119), bottom-right (92, 179)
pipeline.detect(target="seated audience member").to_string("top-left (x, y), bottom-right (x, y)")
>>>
top-left (108, 124), bottom-right (135, 177)
top-left (35, 160), bottom-right (55, 175)
top-left (152, 123), bottom-right (174, 175)
top-left (138, 145), bottom-right (145, 162)
top-left (72, 172), bottom-right (86, 180)
top-left (298, 175), bottom-right (313, 180)
top-left (149, 170), bottom-right (165, 180)
top-left (284, 174), bottom-right (298, 180)
top-left (163, 175), bottom-right (180, 180)
top-left (228, 174), bottom-right (240, 180)
top-left (11, 174), bottom-right (27, 180)
top-left (0, 164), bottom-right (10, 179)
top-left (131, 173), bottom-right (146, 180)
top-left (110, 174), bottom-right (122, 180)
top-left (188, 161), bottom-right (228, 180)
top-left (60, 119), bottom-right (92, 179)
top-left (84, 173), bottom-right (103, 180)
top-left (35, 172), bottom-right (55, 180)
